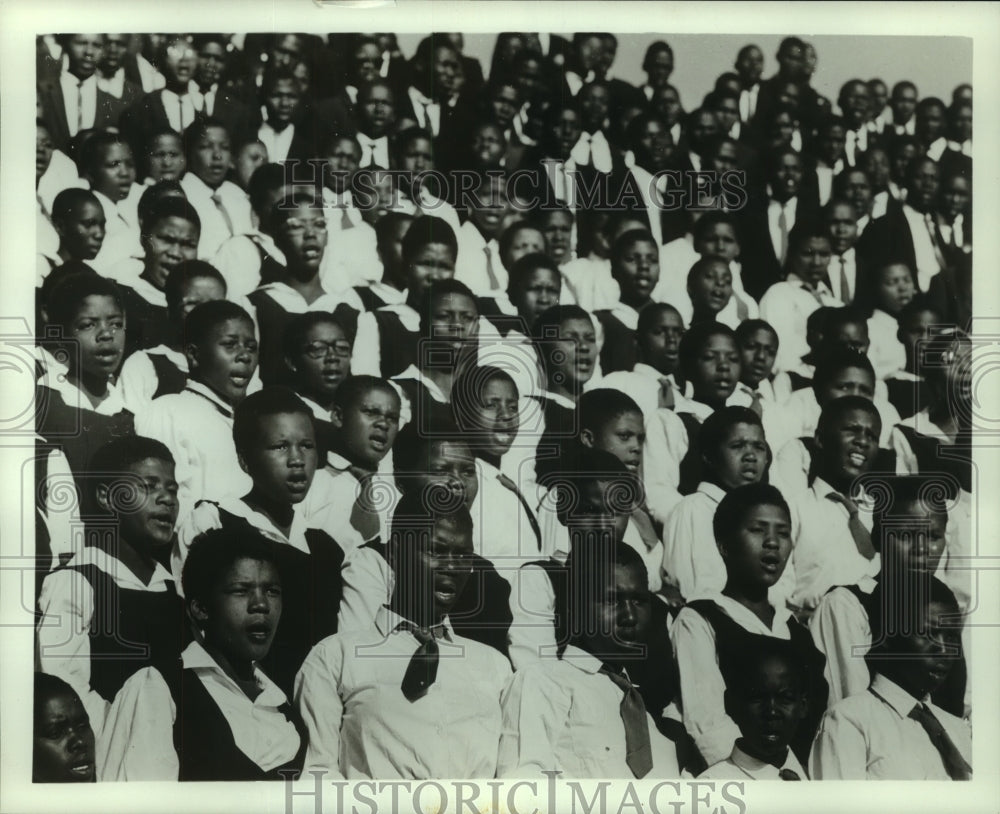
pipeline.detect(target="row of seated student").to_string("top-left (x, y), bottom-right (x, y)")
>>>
top-left (33, 31), bottom-right (973, 783)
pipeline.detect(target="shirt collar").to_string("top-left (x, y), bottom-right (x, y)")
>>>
top-left (375, 605), bottom-right (453, 640)
top-left (67, 545), bottom-right (174, 591)
top-left (810, 474), bottom-right (872, 507)
top-left (696, 481), bottom-right (727, 503)
top-left (541, 390), bottom-right (576, 410)
top-left (42, 374), bottom-right (126, 416)
top-left (61, 69), bottom-right (96, 88)
top-left (632, 362), bottom-right (670, 381)
top-left (181, 640), bottom-right (288, 706)
top-left (870, 672), bottom-right (926, 718)
top-left (184, 379), bottom-right (235, 418)
top-left (559, 644), bottom-right (605, 674)
top-left (729, 743), bottom-right (804, 779)
top-left (297, 393), bottom-right (330, 421)
top-left (394, 364), bottom-right (448, 402)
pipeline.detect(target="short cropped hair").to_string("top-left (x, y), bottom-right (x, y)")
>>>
top-left (163, 261), bottom-right (226, 312)
top-left (714, 483), bottom-right (790, 545)
top-left (50, 188), bottom-right (102, 225)
top-left (182, 117), bottom-right (232, 162)
top-left (401, 215), bottom-right (458, 262)
top-left (735, 318), bottom-right (778, 346)
top-left (531, 303), bottom-right (593, 343)
top-left (45, 271), bottom-right (123, 331)
top-left (692, 210), bottom-right (738, 245)
top-left (507, 252), bottom-right (560, 296)
top-left (182, 526), bottom-right (282, 605)
top-left (140, 196), bottom-right (201, 237)
top-left (392, 413), bottom-right (469, 476)
top-left (136, 181), bottom-right (187, 231)
top-left (451, 365), bottom-right (518, 431)
top-left (637, 302), bottom-right (683, 336)
top-left (182, 299), bottom-right (254, 349)
top-left (88, 435), bottom-right (175, 492)
top-left (610, 228), bottom-right (657, 268)
top-left (816, 395), bottom-right (881, 439)
top-left (331, 374), bottom-right (398, 413)
top-left (417, 279), bottom-right (478, 338)
top-left (374, 211), bottom-right (415, 252)
top-left (677, 322), bottom-right (737, 380)
top-left (579, 389), bottom-right (642, 435)
top-left (232, 386), bottom-right (314, 457)
top-left (811, 348), bottom-right (876, 395)
top-left (700, 406), bottom-right (764, 459)
top-left (76, 130), bottom-right (130, 177)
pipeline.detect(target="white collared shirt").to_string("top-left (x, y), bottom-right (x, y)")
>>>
top-left (302, 455), bottom-right (388, 553)
top-left (671, 593), bottom-right (796, 767)
top-left (739, 84), bottom-right (759, 122)
top-left (497, 644), bottom-right (679, 778)
top-left (925, 137), bottom-right (948, 162)
top-left (867, 308), bottom-right (907, 380)
top-left (700, 742), bottom-right (808, 780)
top-left (599, 363), bottom-right (684, 423)
top-left (119, 344), bottom-right (188, 414)
top-left (570, 130), bottom-right (613, 173)
top-left (560, 254), bottom-right (618, 311)
top-left (828, 247), bottom-right (857, 304)
top-left (406, 86), bottom-right (441, 135)
top-left (211, 230), bottom-right (286, 299)
top-left (759, 276), bottom-right (839, 374)
top-left (59, 70), bottom-right (98, 136)
top-left (789, 476), bottom-right (880, 610)
top-left (766, 194), bottom-right (798, 266)
top-left (456, 220), bottom-right (507, 295)
top-left (180, 172), bottom-right (254, 259)
top-left (160, 87), bottom-right (202, 132)
top-left (257, 120), bottom-right (296, 163)
top-left (135, 379), bottom-right (252, 519)
top-left (471, 456), bottom-right (545, 571)
top-left (356, 132), bottom-right (390, 168)
top-left (809, 575), bottom-right (879, 705)
top-left (295, 605), bottom-right (511, 779)
top-left (810, 673), bottom-right (971, 779)
top-left (900, 203), bottom-right (945, 291)
top-left (96, 66), bottom-right (126, 99)
top-left (37, 546), bottom-right (176, 735)
top-left (39, 371), bottom-right (127, 416)
top-left (88, 186), bottom-right (143, 275)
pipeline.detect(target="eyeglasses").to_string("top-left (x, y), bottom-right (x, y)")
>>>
top-left (303, 340), bottom-right (352, 359)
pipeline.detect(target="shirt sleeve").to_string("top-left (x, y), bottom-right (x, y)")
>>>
top-left (889, 426), bottom-right (919, 475)
top-left (36, 569), bottom-right (110, 736)
top-left (350, 311), bottom-right (381, 377)
top-left (39, 448), bottom-right (82, 566)
top-left (118, 351), bottom-right (158, 415)
top-left (338, 547), bottom-right (392, 633)
top-left (809, 589), bottom-right (871, 707)
top-left (808, 704), bottom-right (870, 780)
top-left (662, 499), bottom-right (725, 601)
top-left (211, 235), bottom-right (263, 301)
top-left (294, 638), bottom-right (347, 779)
top-left (97, 666), bottom-right (179, 781)
top-left (760, 285), bottom-right (807, 375)
top-left (507, 564), bottom-right (558, 671)
top-left (670, 606), bottom-right (740, 767)
top-left (642, 409), bottom-right (686, 525)
top-left (496, 663), bottom-right (572, 778)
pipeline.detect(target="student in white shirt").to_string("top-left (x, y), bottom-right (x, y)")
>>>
top-left (135, 300), bottom-right (258, 519)
top-left (43, 189), bottom-right (106, 284)
top-left (499, 542), bottom-right (680, 779)
top-left (786, 396), bottom-right (882, 612)
top-left (810, 580), bottom-right (970, 780)
top-left (670, 483), bottom-right (828, 768)
top-left (888, 81), bottom-right (918, 137)
top-left (733, 318), bottom-right (795, 423)
top-left (662, 406), bottom-right (769, 602)
top-left (823, 199), bottom-right (861, 305)
top-left (36, 436), bottom-right (184, 748)
top-left (860, 262), bottom-right (915, 381)
top-left (143, 130), bottom-right (187, 185)
top-left (256, 67), bottom-right (302, 164)
top-left (119, 260), bottom-right (227, 413)
top-left (295, 494), bottom-right (512, 779)
top-left (679, 256), bottom-right (758, 330)
top-left (456, 173), bottom-right (513, 296)
top-left (133, 527), bottom-right (305, 780)
top-left (78, 132), bottom-right (143, 274)
top-left (699, 640), bottom-right (811, 780)
top-left (557, 212), bottom-right (620, 312)
top-left (180, 119), bottom-right (254, 259)
top-left (759, 229), bottom-right (840, 374)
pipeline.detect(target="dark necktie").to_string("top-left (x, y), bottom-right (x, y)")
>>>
top-left (777, 205), bottom-right (789, 266)
top-left (601, 668), bottom-right (654, 778)
top-left (779, 768), bottom-right (802, 780)
top-left (483, 245), bottom-right (501, 292)
top-left (825, 492), bottom-right (872, 555)
top-left (838, 255), bottom-right (852, 304)
top-left (398, 622), bottom-right (450, 702)
top-left (338, 203), bottom-right (353, 230)
top-left (178, 95), bottom-right (186, 131)
top-left (497, 471), bottom-right (542, 551)
top-left (924, 211), bottom-right (949, 272)
top-left (909, 702), bottom-right (972, 780)
top-left (747, 388), bottom-right (764, 418)
top-left (76, 79), bottom-right (84, 133)
top-left (212, 191), bottom-right (235, 236)
top-left (657, 377), bottom-right (675, 409)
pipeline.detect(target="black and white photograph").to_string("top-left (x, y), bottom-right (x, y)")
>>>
top-left (2, 2), bottom-right (998, 812)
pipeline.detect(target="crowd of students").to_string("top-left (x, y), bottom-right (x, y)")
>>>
top-left (32, 31), bottom-right (974, 783)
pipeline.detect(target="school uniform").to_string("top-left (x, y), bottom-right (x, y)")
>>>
top-left (559, 254), bottom-right (619, 312)
top-left (788, 477), bottom-right (880, 611)
top-left (390, 363), bottom-right (453, 431)
top-left (857, 203), bottom-right (948, 293)
top-left (37, 69), bottom-right (129, 152)
top-left (594, 301), bottom-right (643, 374)
top-left (526, 390), bottom-right (577, 490)
top-left (671, 593), bottom-right (828, 767)
top-left (699, 742), bottom-right (809, 780)
top-left (135, 380), bottom-right (253, 519)
top-left (730, 381), bottom-right (798, 455)
top-left (455, 220), bottom-right (509, 297)
top-left (35, 377), bottom-right (135, 514)
top-left (88, 186), bottom-right (143, 276)
top-left (247, 282), bottom-right (362, 386)
top-left (116, 275), bottom-right (172, 356)
top-left (471, 455), bottom-right (545, 569)
top-left (118, 345), bottom-right (189, 413)
top-left (671, 290), bottom-right (759, 331)
top-left (180, 172), bottom-right (254, 260)
top-left (302, 452), bottom-right (390, 553)
top-left (781, 387), bottom-right (903, 449)
top-left (867, 308), bottom-right (907, 380)
top-left (599, 365), bottom-right (686, 423)
top-left (295, 605), bottom-right (512, 779)
top-left (177, 495), bottom-right (345, 693)
top-left (118, 86), bottom-right (206, 159)
top-left (883, 370), bottom-right (929, 420)
top-left (211, 230), bottom-right (288, 300)
top-left (759, 275), bottom-right (840, 374)
top-left (827, 246), bottom-right (860, 305)
top-left (497, 645), bottom-right (680, 778)
top-left (809, 673), bottom-right (971, 780)
top-left (36, 545), bottom-right (186, 738)
top-left (350, 301), bottom-right (420, 378)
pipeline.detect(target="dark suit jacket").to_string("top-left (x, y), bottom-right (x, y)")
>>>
top-left (209, 88), bottom-right (255, 147)
top-left (735, 187), bottom-right (821, 300)
top-left (856, 205), bottom-right (918, 285)
top-left (37, 76), bottom-right (129, 152)
top-left (398, 87), bottom-right (478, 174)
top-left (118, 90), bottom-right (203, 164)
